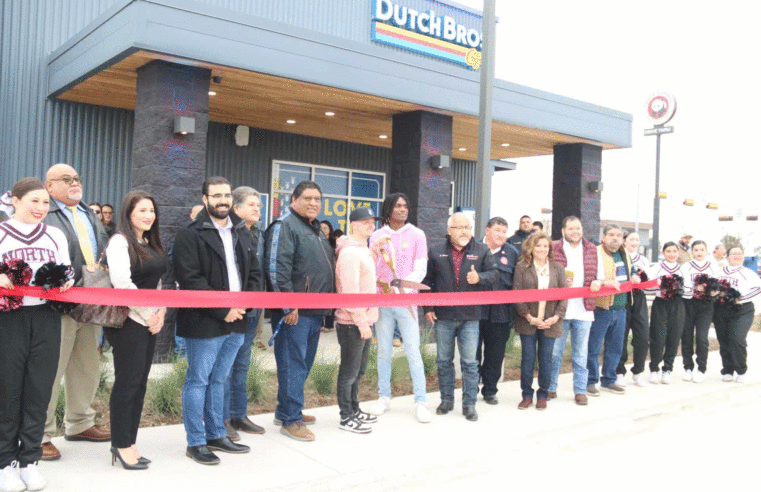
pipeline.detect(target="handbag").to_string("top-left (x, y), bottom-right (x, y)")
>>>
top-left (68, 250), bottom-right (129, 328)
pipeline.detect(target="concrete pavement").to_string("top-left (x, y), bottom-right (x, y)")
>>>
top-left (44, 332), bottom-right (760, 491)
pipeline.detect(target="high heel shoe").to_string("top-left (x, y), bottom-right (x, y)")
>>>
top-left (110, 447), bottom-right (148, 470)
top-left (137, 456), bottom-right (151, 465)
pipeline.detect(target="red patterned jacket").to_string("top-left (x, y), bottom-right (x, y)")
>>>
top-left (552, 238), bottom-right (598, 312)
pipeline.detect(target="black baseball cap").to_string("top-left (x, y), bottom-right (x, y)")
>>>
top-left (349, 207), bottom-right (381, 222)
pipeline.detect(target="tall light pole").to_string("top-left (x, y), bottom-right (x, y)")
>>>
top-left (644, 92), bottom-right (677, 262)
top-left (474, 0), bottom-right (496, 234)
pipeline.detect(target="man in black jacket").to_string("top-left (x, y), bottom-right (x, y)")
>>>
top-left (263, 180), bottom-right (335, 442)
top-left (507, 215), bottom-right (533, 249)
top-left (174, 177), bottom-right (261, 465)
top-left (423, 213), bottom-right (498, 422)
top-left (477, 217), bottom-right (518, 405)
top-left (42, 164), bottom-right (111, 461)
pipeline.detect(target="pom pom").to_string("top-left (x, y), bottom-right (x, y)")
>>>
top-left (693, 274), bottom-right (718, 302)
top-left (633, 268), bottom-right (649, 293)
top-left (659, 274), bottom-right (684, 301)
top-left (0, 258), bottom-right (33, 312)
top-left (717, 279), bottom-right (742, 309)
top-left (33, 262), bottom-right (76, 315)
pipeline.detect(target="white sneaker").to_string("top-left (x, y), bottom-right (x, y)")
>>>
top-left (682, 369), bottom-right (692, 382)
top-left (0, 461), bottom-right (26, 492)
top-left (649, 371), bottom-right (660, 384)
top-left (722, 374), bottom-right (736, 382)
top-left (736, 374), bottom-right (747, 383)
top-left (692, 370), bottom-right (706, 383)
top-left (369, 397), bottom-right (391, 416)
top-left (19, 462), bottom-right (45, 491)
top-left (415, 403), bottom-right (432, 423)
top-left (661, 371), bottom-right (671, 384)
top-left (632, 373), bottom-right (646, 387)
top-left (339, 416), bottom-right (372, 434)
top-left (615, 374), bottom-right (628, 387)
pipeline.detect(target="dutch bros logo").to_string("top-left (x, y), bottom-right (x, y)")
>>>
top-left (372, 0), bottom-right (483, 69)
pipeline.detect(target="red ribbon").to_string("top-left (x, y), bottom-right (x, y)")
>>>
top-left (1, 279), bottom-right (657, 309)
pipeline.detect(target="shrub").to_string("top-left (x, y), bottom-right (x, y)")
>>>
top-left (420, 328), bottom-right (437, 379)
top-left (364, 342), bottom-right (379, 380)
top-left (310, 360), bottom-right (337, 396)
top-left (54, 386), bottom-right (65, 428)
top-left (246, 353), bottom-right (267, 403)
top-left (146, 357), bottom-right (187, 418)
top-left (97, 361), bottom-right (112, 398)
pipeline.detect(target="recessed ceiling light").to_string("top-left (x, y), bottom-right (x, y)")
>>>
top-left (325, 111), bottom-right (335, 116)
top-left (379, 134), bottom-right (388, 139)
top-left (208, 91), bottom-right (217, 96)
top-left (287, 120), bottom-right (296, 124)
top-left (501, 143), bottom-right (510, 147)
top-left (458, 147), bottom-right (467, 151)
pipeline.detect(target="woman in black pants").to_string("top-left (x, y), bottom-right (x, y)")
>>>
top-left (679, 240), bottom-right (719, 383)
top-left (0, 178), bottom-right (72, 491)
top-left (105, 191), bottom-right (167, 469)
top-left (617, 231), bottom-right (650, 387)
top-left (647, 242), bottom-right (685, 385)
top-left (714, 246), bottom-right (761, 383)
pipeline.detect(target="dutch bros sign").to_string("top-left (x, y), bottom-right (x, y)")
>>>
top-left (371, 0), bottom-right (483, 70)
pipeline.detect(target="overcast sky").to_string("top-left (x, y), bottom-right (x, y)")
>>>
top-left (455, 0), bottom-right (760, 250)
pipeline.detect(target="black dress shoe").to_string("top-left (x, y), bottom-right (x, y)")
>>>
top-left (186, 445), bottom-right (220, 465)
top-left (462, 405), bottom-right (478, 421)
top-left (484, 395), bottom-right (499, 405)
top-left (206, 436), bottom-right (251, 454)
top-left (230, 416), bottom-right (265, 434)
top-left (436, 401), bottom-right (454, 415)
top-left (137, 456), bottom-right (151, 465)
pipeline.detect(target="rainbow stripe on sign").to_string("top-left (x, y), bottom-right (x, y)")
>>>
top-left (372, 21), bottom-right (481, 70)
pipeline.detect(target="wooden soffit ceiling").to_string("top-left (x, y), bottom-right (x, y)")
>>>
top-left (57, 51), bottom-right (616, 161)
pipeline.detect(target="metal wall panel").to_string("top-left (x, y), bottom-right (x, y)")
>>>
top-left (206, 122), bottom-right (392, 194)
top-left (0, 0), bottom-right (132, 209)
top-left (451, 158), bottom-right (477, 210)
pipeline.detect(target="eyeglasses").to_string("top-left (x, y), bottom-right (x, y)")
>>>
top-left (206, 193), bottom-right (232, 200)
top-left (50, 176), bottom-right (82, 185)
top-left (448, 226), bottom-right (471, 231)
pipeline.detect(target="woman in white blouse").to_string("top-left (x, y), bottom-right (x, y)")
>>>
top-left (105, 191), bottom-right (167, 470)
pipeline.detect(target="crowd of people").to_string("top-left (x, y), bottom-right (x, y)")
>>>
top-left (1, 166), bottom-right (759, 490)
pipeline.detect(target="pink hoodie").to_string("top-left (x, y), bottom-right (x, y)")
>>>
top-left (334, 235), bottom-right (379, 330)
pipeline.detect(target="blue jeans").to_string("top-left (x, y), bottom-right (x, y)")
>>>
top-left (435, 319), bottom-right (479, 406)
top-left (520, 331), bottom-right (554, 399)
top-left (375, 307), bottom-right (427, 403)
top-left (273, 314), bottom-right (322, 426)
top-left (587, 307), bottom-right (627, 386)
top-left (549, 319), bottom-right (592, 395)
top-left (182, 332), bottom-right (244, 446)
top-left (224, 310), bottom-right (261, 421)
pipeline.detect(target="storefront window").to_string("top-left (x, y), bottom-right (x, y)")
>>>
top-left (271, 161), bottom-right (385, 233)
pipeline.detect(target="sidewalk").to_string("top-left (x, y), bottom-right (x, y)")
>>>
top-left (45, 332), bottom-right (760, 491)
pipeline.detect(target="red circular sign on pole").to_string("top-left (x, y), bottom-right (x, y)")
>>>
top-left (646, 92), bottom-right (677, 126)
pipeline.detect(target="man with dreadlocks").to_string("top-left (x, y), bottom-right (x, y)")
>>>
top-left (367, 193), bottom-right (432, 423)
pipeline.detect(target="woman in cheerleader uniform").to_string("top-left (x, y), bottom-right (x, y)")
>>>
top-left (647, 242), bottom-right (685, 384)
top-left (714, 246), bottom-right (761, 382)
top-left (616, 232), bottom-right (650, 387)
top-left (0, 178), bottom-right (72, 492)
top-left (679, 240), bottom-right (719, 383)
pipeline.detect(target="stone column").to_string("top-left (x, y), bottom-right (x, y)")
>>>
top-left (132, 60), bottom-right (211, 360)
top-left (391, 110), bottom-right (453, 242)
top-left (132, 60), bottom-right (211, 247)
top-left (551, 143), bottom-right (603, 241)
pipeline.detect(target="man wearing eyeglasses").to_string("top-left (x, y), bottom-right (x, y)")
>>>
top-left (41, 164), bottom-right (111, 460)
top-left (173, 177), bottom-right (261, 464)
top-left (422, 213), bottom-right (499, 422)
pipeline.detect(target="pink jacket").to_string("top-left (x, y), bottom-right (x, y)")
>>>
top-left (369, 223), bottom-right (427, 293)
top-left (334, 235), bottom-right (379, 330)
